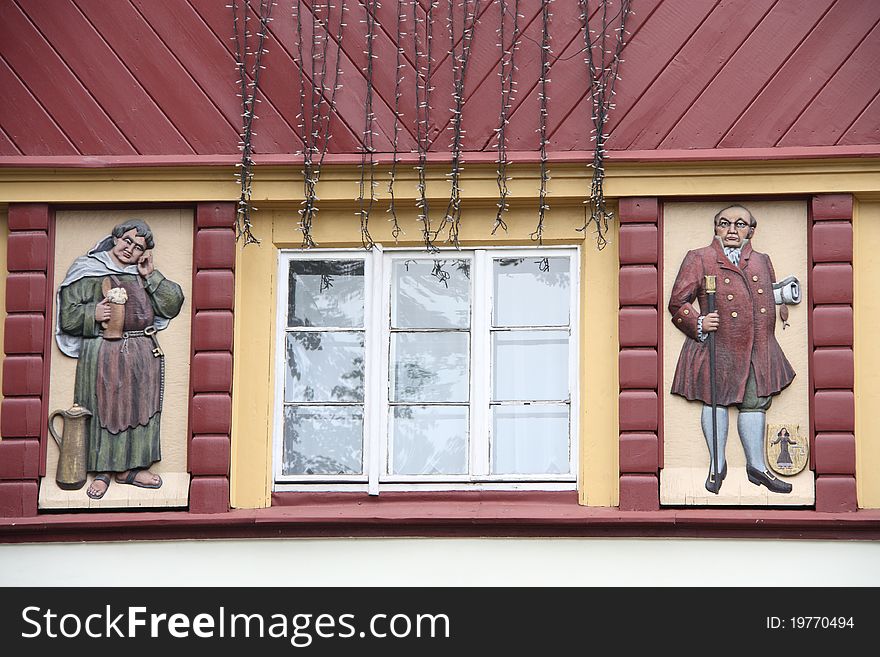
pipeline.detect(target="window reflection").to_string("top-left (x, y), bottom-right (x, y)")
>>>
top-left (391, 333), bottom-right (469, 403)
top-left (492, 405), bottom-right (569, 475)
top-left (390, 406), bottom-right (468, 475)
top-left (392, 259), bottom-right (470, 328)
top-left (493, 330), bottom-right (569, 401)
top-left (494, 257), bottom-right (570, 327)
top-left (288, 260), bottom-right (365, 327)
top-left (285, 332), bottom-right (365, 403)
top-left (283, 406), bottom-right (363, 475)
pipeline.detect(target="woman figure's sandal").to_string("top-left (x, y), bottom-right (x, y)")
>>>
top-left (87, 473), bottom-right (111, 500)
top-left (115, 468), bottom-right (162, 490)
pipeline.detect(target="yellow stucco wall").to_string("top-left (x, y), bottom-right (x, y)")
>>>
top-left (854, 198), bottom-right (880, 508)
top-left (231, 202), bottom-right (619, 508)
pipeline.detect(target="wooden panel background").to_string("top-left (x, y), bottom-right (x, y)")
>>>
top-left (1, 0), bottom-right (877, 157)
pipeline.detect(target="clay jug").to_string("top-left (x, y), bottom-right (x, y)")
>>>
top-left (48, 403), bottom-right (92, 490)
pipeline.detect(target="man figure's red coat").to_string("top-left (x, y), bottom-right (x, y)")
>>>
top-left (668, 238), bottom-right (795, 406)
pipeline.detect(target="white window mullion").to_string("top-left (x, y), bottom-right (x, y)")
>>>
top-left (470, 250), bottom-right (490, 477)
top-left (367, 246), bottom-right (385, 495)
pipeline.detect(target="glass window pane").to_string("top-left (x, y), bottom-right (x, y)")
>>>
top-left (391, 333), bottom-right (469, 402)
top-left (392, 258), bottom-right (470, 328)
top-left (492, 404), bottom-right (570, 475)
top-left (288, 260), bottom-right (364, 327)
top-left (285, 332), bottom-right (364, 402)
top-left (493, 257), bottom-right (570, 327)
top-left (493, 330), bottom-right (568, 401)
top-left (389, 406), bottom-right (468, 475)
top-left (282, 405), bottom-right (363, 475)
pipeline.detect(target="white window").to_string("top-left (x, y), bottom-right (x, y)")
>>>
top-left (273, 247), bottom-right (580, 493)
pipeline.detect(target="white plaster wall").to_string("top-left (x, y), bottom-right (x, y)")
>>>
top-left (2, 539), bottom-right (878, 586)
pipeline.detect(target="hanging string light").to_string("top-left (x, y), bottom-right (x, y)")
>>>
top-left (492, 0), bottom-right (520, 236)
top-left (356, 0), bottom-right (380, 250)
top-left (231, 0), bottom-right (276, 245)
top-left (386, 0), bottom-right (407, 241)
top-left (294, 0), bottom-right (348, 248)
top-left (440, 0), bottom-right (481, 248)
top-left (531, 0), bottom-right (553, 243)
top-left (413, 0), bottom-right (438, 251)
top-left (578, 0), bottom-right (631, 249)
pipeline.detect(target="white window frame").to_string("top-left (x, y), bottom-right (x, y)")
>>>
top-left (273, 246), bottom-right (580, 493)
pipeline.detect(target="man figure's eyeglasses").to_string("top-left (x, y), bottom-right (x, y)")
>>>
top-left (716, 219), bottom-right (750, 230)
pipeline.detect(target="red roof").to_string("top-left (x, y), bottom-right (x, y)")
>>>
top-left (1, 0), bottom-right (877, 159)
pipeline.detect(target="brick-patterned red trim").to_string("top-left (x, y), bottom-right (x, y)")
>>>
top-left (189, 435), bottom-right (231, 476)
top-left (618, 198), bottom-right (661, 509)
top-left (619, 434), bottom-right (659, 473)
top-left (814, 433), bottom-right (856, 475)
top-left (810, 195), bottom-right (856, 510)
top-left (811, 194), bottom-right (853, 221)
top-left (815, 476), bottom-right (857, 513)
top-left (812, 348), bottom-right (854, 389)
top-left (0, 439), bottom-right (40, 479)
top-left (619, 350), bottom-right (658, 390)
top-left (0, 204), bottom-right (52, 516)
top-left (618, 474), bottom-right (659, 511)
top-left (189, 476), bottom-right (231, 514)
top-left (188, 203), bottom-right (235, 514)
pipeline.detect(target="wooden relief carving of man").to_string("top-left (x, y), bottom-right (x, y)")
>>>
top-left (55, 220), bottom-right (184, 500)
top-left (668, 205), bottom-right (796, 495)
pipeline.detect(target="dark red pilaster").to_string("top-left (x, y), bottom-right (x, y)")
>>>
top-left (188, 203), bottom-right (235, 513)
top-left (618, 198), bottom-right (661, 510)
top-left (1, 204), bottom-right (52, 517)
top-left (810, 195), bottom-right (856, 511)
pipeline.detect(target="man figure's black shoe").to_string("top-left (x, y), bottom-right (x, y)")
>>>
top-left (705, 462), bottom-right (727, 494)
top-left (746, 466), bottom-right (792, 494)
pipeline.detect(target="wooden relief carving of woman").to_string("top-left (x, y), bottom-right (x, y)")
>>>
top-left (55, 220), bottom-right (184, 500)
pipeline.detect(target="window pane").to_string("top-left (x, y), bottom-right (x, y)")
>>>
top-left (391, 333), bottom-right (469, 402)
top-left (389, 406), bottom-right (468, 475)
top-left (492, 404), bottom-right (570, 475)
top-left (288, 260), bottom-right (364, 327)
top-left (282, 405), bottom-right (363, 475)
top-left (493, 330), bottom-right (568, 401)
top-left (285, 332), bottom-right (364, 402)
top-left (392, 258), bottom-right (470, 328)
top-left (493, 257), bottom-right (570, 327)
